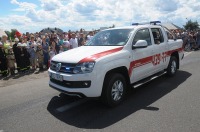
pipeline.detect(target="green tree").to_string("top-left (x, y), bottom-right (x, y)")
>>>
top-left (10, 29), bottom-right (17, 41)
top-left (183, 20), bottom-right (199, 31)
top-left (109, 24), bottom-right (115, 28)
top-left (5, 30), bottom-right (11, 40)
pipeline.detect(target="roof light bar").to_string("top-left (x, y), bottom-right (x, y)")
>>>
top-left (132, 21), bottom-right (161, 26)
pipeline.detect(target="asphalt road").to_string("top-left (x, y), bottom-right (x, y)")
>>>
top-left (0, 51), bottom-right (200, 132)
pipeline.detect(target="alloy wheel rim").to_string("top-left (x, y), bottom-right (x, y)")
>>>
top-left (171, 60), bottom-right (177, 74)
top-left (111, 80), bottom-right (124, 101)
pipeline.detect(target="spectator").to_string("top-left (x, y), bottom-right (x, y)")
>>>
top-left (16, 43), bottom-right (27, 73)
top-left (196, 29), bottom-right (200, 49)
top-left (78, 33), bottom-right (85, 46)
top-left (6, 46), bottom-right (16, 75)
top-left (62, 40), bottom-right (70, 51)
top-left (59, 45), bottom-right (64, 53)
top-left (69, 33), bottom-right (78, 49)
top-left (51, 41), bottom-right (57, 54)
top-left (42, 36), bottom-right (49, 69)
top-left (36, 43), bottom-right (44, 71)
top-left (0, 42), bottom-right (8, 76)
top-left (86, 31), bottom-right (94, 42)
top-left (28, 43), bottom-right (37, 70)
top-left (49, 46), bottom-right (55, 60)
top-left (29, 35), bottom-right (37, 52)
top-left (22, 43), bottom-right (30, 72)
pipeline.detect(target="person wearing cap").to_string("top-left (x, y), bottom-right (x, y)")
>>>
top-left (36, 43), bottom-right (44, 71)
top-left (0, 42), bottom-right (8, 76)
top-left (6, 46), bottom-right (15, 75)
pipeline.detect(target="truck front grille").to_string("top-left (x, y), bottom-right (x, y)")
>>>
top-left (50, 61), bottom-right (76, 74)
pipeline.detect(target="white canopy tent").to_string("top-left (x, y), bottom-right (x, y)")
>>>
top-left (162, 23), bottom-right (182, 30)
top-left (0, 29), bottom-right (7, 37)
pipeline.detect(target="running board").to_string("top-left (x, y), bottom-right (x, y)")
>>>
top-left (132, 71), bottom-right (166, 88)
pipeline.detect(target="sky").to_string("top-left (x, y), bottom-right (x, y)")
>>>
top-left (0, 0), bottom-right (200, 33)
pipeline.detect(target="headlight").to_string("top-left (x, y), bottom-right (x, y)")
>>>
top-left (73, 62), bottom-right (95, 74)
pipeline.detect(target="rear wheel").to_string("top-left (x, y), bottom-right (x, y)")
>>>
top-left (166, 56), bottom-right (178, 77)
top-left (101, 73), bottom-right (127, 107)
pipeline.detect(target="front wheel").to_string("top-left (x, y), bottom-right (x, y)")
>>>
top-left (101, 73), bottom-right (127, 107)
top-left (166, 56), bottom-right (178, 77)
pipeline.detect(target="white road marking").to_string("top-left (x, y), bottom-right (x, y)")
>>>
top-left (184, 52), bottom-right (193, 57)
top-left (56, 98), bottom-right (89, 112)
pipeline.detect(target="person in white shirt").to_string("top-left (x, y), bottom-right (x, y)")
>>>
top-left (69, 33), bottom-right (78, 49)
top-left (86, 31), bottom-right (94, 42)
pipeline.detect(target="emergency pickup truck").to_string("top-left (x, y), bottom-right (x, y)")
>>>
top-left (48, 21), bottom-right (184, 107)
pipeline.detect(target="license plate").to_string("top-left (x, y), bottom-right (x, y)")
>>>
top-left (50, 73), bottom-right (63, 81)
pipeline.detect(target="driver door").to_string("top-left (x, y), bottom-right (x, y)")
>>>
top-left (130, 28), bottom-right (156, 83)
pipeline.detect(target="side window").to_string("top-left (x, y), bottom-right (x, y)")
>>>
top-left (151, 28), bottom-right (164, 44)
top-left (163, 27), bottom-right (176, 40)
top-left (133, 28), bottom-right (152, 45)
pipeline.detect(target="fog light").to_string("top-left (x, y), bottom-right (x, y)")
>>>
top-left (83, 82), bottom-right (89, 86)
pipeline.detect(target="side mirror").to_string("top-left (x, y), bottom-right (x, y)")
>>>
top-left (132, 40), bottom-right (148, 49)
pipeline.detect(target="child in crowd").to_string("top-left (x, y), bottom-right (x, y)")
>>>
top-left (6, 46), bottom-right (16, 75)
top-left (62, 40), bottom-right (70, 51)
top-left (28, 44), bottom-right (37, 70)
top-left (36, 43), bottom-right (44, 71)
top-left (59, 45), bottom-right (64, 54)
top-left (48, 46), bottom-right (56, 68)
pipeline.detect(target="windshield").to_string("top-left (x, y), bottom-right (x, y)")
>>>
top-left (85, 29), bottom-right (133, 46)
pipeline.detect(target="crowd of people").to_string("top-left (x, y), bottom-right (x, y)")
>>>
top-left (0, 30), bottom-right (95, 77)
top-left (1, 28), bottom-right (200, 77)
top-left (172, 29), bottom-right (200, 51)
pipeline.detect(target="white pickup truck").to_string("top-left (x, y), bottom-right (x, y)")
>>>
top-left (48, 21), bottom-right (184, 107)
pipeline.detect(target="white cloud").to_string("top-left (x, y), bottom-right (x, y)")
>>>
top-left (40, 0), bottom-right (62, 11)
top-left (11, 0), bottom-right (37, 10)
top-left (2, 0), bottom-right (200, 33)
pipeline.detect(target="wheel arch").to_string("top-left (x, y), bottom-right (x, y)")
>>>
top-left (104, 66), bottom-right (130, 85)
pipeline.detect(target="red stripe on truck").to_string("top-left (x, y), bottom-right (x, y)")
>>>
top-left (128, 56), bottom-right (153, 76)
top-left (128, 47), bottom-right (183, 76)
top-left (78, 47), bottom-right (123, 63)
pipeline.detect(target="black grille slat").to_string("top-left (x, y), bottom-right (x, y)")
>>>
top-left (50, 61), bottom-right (76, 74)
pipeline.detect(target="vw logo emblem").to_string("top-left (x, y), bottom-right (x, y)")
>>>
top-left (56, 63), bottom-right (62, 72)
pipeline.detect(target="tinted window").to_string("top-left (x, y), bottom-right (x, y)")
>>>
top-left (133, 28), bottom-right (152, 45)
top-left (85, 29), bottom-right (133, 46)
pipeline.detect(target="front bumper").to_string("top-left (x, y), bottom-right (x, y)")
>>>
top-left (48, 69), bottom-right (103, 97)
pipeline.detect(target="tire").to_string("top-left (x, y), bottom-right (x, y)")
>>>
top-left (101, 73), bottom-right (127, 107)
top-left (166, 56), bottom-right (178, 77)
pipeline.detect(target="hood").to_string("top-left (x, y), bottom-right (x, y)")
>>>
top-left (52, 46), bottom-right (123, 63)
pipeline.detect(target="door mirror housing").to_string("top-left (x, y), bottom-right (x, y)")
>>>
top-left (132, 40), bottom-right (148, 49)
